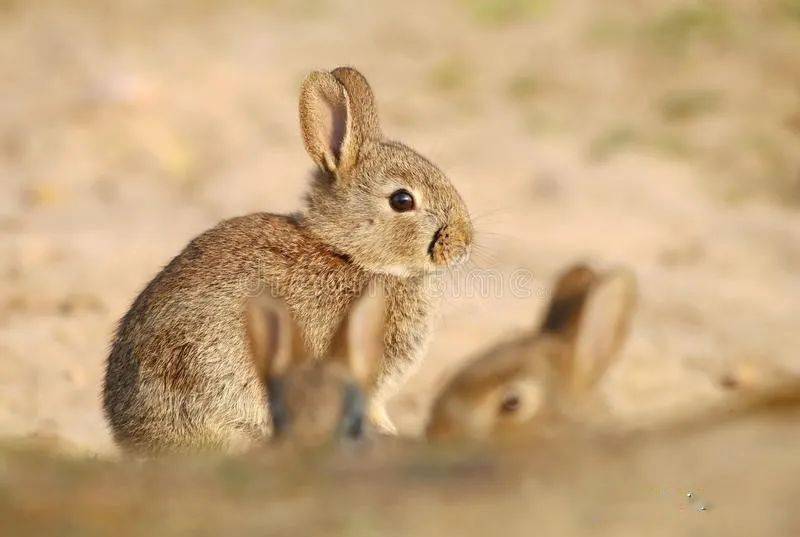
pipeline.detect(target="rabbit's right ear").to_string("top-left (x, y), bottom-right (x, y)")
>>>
top-left (571, 270), bottom-right (636, 393)
top-left (328, 286), bottom-right (385, 390)
top-left (299, 67), bottom-right (381, 176)
top-left (245, 295), bottom-right (304, 383)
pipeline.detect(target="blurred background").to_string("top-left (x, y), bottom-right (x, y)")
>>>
top-left (1, 0), bottom-right (799, 456)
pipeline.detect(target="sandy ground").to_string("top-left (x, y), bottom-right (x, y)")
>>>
top-left (3, 404), bottom-right (800, 536)
top-left (1, 0), bottom-right (800, 458)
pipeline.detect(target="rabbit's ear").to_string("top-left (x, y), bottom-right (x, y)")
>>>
top-left (329, 286), bottom-right (385, 390)
top-left (570, 270), bottom-right (636, 393)
top-left (331, 67), bottom-right (381, 142)
top-left (540, 264), bottom-right (598, 338)
top-left (299, 67), bottom-right (380, 176)
top-left (245, 295), bottom-right (305, 383)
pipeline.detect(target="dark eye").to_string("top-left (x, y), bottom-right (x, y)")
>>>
top-left (389, 189), bottom-right (415, 212)
top-left (499, 394), bottom-right (521, 415)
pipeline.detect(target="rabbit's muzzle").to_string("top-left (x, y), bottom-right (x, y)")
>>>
top-left (428, 223), bottom-right (471, 267)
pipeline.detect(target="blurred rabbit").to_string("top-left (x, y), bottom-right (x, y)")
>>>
top-left (426, 262), bottom-right (800, 442)
top-left (245, 288), bottom-right (384, 447)
top-left (103, 67), bottom-right (473, 454)
top-left (426, 264), bottom-right (636, 441)
top-left (654, 363), bottom-right (800, 437)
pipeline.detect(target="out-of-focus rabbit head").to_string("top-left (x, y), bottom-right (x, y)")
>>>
top-left (245, 288), bottom-right (385, 447)
top-left (426, 264), bottom-right (637, 441)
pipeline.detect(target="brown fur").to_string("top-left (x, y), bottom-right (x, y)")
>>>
top-left (244, 289), bottom-right (384, 447)
top-left (426, 263), bottom-right (800, 443)
top-left (103, 67), bottom-right (473, 454)
top-left (426, 264), bottom-right (636, 441)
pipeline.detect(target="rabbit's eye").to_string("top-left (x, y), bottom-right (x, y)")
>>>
top-left (389, 189), bottom-right (415, 212)
top-left (499, 394), bottom-right (521, 415)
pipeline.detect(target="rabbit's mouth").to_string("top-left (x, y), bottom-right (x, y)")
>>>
top-left (427, 227), bottom-right (444, 258)
top-left (428, 224), bottom-right (471, 267)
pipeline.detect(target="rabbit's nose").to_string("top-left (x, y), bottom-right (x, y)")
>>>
top-left (427, 226), bottom-right (444, 258)
top-left (452, 246), bottom-right (471, 266)
top-left (429, 224), bottom-right (472, 267)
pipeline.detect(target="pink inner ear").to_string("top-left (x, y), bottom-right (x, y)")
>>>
top-left (320, 92), bottom-right (347, 163)
top-left (264, 311), bottom-right (281, 368)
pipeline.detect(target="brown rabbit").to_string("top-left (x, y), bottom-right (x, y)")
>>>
top-left (425, 263), bottom-right (800, 442)
top-left (244, 288), bottom-right (384, 447)
top-left (425, 264), bottom-right (636, 441)
top-left (103, 67), bottom-right (473, 454)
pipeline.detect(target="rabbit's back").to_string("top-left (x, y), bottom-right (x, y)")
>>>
top-left (103, 213), bottom-right (369, 453)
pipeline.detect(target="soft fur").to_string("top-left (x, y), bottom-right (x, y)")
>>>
top-left (424, 264), bottom-right (800, 442)
top-left (103, 67), bottom-right (473, 454)
top-left (425, 264), bottom-right (636, 441)
top-left (244, 287), bottom-right (385, 447)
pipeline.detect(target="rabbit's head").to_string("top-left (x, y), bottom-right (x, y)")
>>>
top-left (245, 289), bottom-right (385, 447)
top-left (299, 67), bottom-right (473, 276)
top-left (425, 264), bottom-right (636, 441)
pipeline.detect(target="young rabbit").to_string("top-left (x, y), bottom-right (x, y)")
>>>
top-left (103, 67), bottom-right (473, 454)
top-left (245, 288), bottom-right (384, 447)
top-left (425, 264), bottom-right (636, 441)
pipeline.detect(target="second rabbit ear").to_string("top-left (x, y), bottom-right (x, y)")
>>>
top-left (329, 286), bottom-right (386, 390)
top-left (244, 295), bottom-right (305, 383)
top-left (299, 67), bottom-right (381, 175)
top-left (540, 264), bottom-right (598, 337)
top-left (571, 270), bottom-right (637, 394)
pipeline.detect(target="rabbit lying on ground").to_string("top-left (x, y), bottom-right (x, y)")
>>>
top-left (426, 264), bottom-right (636, 441)
top-left (425, 262), bottom-right (800, 442)
top-left (243, 261), bottom-right (800, 452)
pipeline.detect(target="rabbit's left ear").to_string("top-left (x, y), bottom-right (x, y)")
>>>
top-left (299, 67), bottom-right (381, 176)
top-left (245, 295), bottom-right (307, 383)
top-left (540, 264), bottom-right (598, 338)
top-left (328, 285), bottom-right (385, 390)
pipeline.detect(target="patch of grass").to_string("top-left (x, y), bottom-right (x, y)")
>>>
top-left (644, 2), bottom-right (731, 53)
top-left (650, 131), bottom-right (694, 158)
top-left (460, 0), bottom-right (551, 26)
top-left (428, 57), bottom-right (471, 93)
top-left (714, 132), bottom-right (800, 206)
top-left (588, 125), bottom-right (640, 161)
top-left (584, 17), bottom-right (632, 45)
top-left (521, 108), bottom-right (561, 135)
top-left (745, 135), bottom-right (800, 205)
top-left (507, 73), bottom-right (542, 102)
top-left (783, 0), bottom-right (800, 22)
top-left (279, 0), bottom-right (330, 18)
top-left (0, 0), bottom-right (18, 13)
top-left (785, 110), bottom-right (800, 135)
top-left (658, 89), bottom-right (722, 122)
top-left (588, 124), bottom-right (696, 163)
top-left (338, 508), bottom-right (384, 537)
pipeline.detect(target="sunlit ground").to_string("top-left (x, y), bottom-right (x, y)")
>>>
top-left (1, 0), bottom-right (799, 534)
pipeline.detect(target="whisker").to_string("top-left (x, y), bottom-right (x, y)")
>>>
top-left (468, 204), bottom-right (521, 222)
top-left (470, 243), bottom-right (501, 266)
top-left (469, 253), bottom-right (498, 270)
